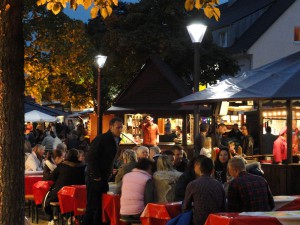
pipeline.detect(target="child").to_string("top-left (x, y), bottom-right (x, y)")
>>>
top-left (228, 141), bottom-right (238, 157)
top-left (200, 137), bottom-right (212, 158)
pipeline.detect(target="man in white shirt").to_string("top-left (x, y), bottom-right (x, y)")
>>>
top-left (25, 144), bottom-right (45, 171)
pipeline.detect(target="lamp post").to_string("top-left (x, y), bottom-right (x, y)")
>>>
top-left (187, 23), bottom-right (207, 143)
top-left (95, 54), bottom-right (107, 134)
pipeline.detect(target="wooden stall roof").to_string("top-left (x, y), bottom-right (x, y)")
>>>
top-left (106, 56), bottom-right (205, 115)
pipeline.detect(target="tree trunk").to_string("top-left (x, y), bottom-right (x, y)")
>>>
top-left (0, 0), bottom-right (25, 224)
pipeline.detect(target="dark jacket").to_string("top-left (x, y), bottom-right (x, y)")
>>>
top-left (86, 130), bottom-right (120, 181)
top-left (174, 170), bottom-right (196, 202)
top-left (49, 160), bottom-right (85, 195)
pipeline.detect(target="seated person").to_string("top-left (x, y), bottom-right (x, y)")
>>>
top-left (153, 155), bottom-right (182, 203)
top-left (149, 146), bottom-right (161, 160)
top-left (161, 150), bottom-right (175, 165)
top-left (171, 145), bottom-right (188, 172)
top-left (227, 157), bottom-right (274, 212)
top-left (43, 149), bottom-right (86, 222)
top-left (115, 149), bottom-right (138, 193)
top-left (25, 144), bottom-right (45, 171)
top-left (183, 157), bottom-right (225, 225)
top-left (174, 155), bottom-right (206, 201)
top-left (214, 148), bottom-right (231, 184)
top-left (43, 149), bottom-right (64, 180)
top-left (120, 158), bottom-right (155, 220)
top-left (228, 141), bottom-right (238, 157)
top-left (136, 146), bottom-right (149, 160)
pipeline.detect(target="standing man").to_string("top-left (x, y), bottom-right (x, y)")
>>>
top-left (241, 124), bottom-right (254, 156)
top-left (194, 123), bottom-right (209, 157)
top-left (212, 123), bottom-right (227, 149)
top-left (228, 123), bottom-right (242, 145)
top-left (142, 115), bottom-right (159, 147)
top-left (183, 157), bottom-right (225, 225)
top-left (227, 157), bottom-right (274, 212)
top-left (84, 117), bottom-right (123, 225)
top-left (262, 126), bottom-right (277, 155)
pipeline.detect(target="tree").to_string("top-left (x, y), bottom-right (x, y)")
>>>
top-left (23, 2), bottom-right (96, 108)
top-left (37, 0), bottom-right (221, 20)
top-left (85, 0), bottom-right (239, 108)
top-left (0, 0), bottom-right (25, 224)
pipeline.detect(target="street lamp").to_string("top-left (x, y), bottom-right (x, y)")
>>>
top-left (187, 23), bottom-right (207, 144)
top-left (95, 54), bottom-right (107, 134)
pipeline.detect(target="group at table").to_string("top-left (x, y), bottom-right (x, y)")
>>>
top-left (25, 172), bottom-right (300, 225)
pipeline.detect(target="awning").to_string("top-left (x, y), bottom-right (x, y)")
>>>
top-left (174, 51), bottom-right (300, 104)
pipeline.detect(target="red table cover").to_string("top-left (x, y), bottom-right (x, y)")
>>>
top-left (276, 197), bottom-right (300, 211)
top-left (102, 193), bottom-right (126, 225)
top-left (32, 180), bottom-right (53, 205)
top-left (57, 185), bottom-right (86, 215)
top-left (72, 185), bottom-right (87, 216)
top-left (204, 213), bottom-right (282, 225)
top-left (140, 202), bottom-right (182, 225)
top-left (25, 175), bottom-right (43, 195)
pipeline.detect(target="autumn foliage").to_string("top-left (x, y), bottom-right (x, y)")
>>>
top-left (37, 0), bottom-right (220, 20)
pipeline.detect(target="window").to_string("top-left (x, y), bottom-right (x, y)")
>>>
top-left (294, 27), bottom-right (300, 41)
top-left (219, 31), bottom-right (228, 47)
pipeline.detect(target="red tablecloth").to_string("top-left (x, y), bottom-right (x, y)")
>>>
top-left (205, 213), bottom-right (285, 225)
top-left (275, 196), bottom-right (300, 211)
top-left (140, 202), bottom-right (182, 225)
top-left (57, 185), bottom-right (86, 216)
top-left (102, 193), bottom-right (126, 225)
top-left (32, 180), bottom-right (53, 205)
top-left (25, 175), bottom-right (43, 195)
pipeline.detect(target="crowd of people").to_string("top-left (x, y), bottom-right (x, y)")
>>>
top-left (24, 117), bottom-right (279, 225)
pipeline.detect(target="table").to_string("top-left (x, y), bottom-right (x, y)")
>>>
top-left (205, 211), bottom-right (300, 225)
top-left (57, 185), bottom-right (86, 216)
top-left (102, 193), bottom-right (126, 225)
top-left (25, 175), bottom-right (43, 195)
top-left (32, 180), bottom-right (53, 205)
top-left (140, 202), bottom-right (182, 225)
top-left (274, 196), bottom-right (300, 211)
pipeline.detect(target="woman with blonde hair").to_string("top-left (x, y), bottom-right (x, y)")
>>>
top-left (200, 137), bottom-right (212, 158)
top-left (153, 155), bottom-right (182, 203)
top-left (115, 149), bottom-right (138, 193)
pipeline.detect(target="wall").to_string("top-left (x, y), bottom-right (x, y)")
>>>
top-left (249, 1), bottom-right (300, 68)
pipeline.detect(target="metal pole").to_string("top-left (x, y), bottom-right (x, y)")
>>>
top-left (193, 42), bottom-right (200, 143)
top-left (97, 67), bottom-right (102, 134)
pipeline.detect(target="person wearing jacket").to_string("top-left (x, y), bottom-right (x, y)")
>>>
top-left (84, 117), bottom-right (123, 225)
top-left (44, 149), bottom-right (85, 223)
top-left (120, 158), bottom-right (155, 219)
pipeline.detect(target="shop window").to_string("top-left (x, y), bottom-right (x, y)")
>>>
top-left (294, 27), bottom-right (300, 42)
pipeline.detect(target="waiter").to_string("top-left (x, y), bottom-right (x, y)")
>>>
top-left (84, 117), bottom-right (123, 225)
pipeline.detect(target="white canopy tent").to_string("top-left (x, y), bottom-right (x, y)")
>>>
top-left (25, 110), bottom-right (57, 122)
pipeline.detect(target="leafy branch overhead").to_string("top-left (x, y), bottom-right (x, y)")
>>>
top-left (37, 0), bottom-right (220, 20)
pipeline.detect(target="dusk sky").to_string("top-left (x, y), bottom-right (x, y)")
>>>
top-left (64, 0), bottom-right (228, 23)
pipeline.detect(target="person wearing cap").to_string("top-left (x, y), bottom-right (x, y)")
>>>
top-left (142, 115), bottom-right (159, 147)
top-left (273, 127), bottom-right (287, 164)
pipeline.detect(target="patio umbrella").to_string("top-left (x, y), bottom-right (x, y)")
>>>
top-left (25, 110), bottom-right (57, 122)
top-left (174, 51), bottom-right (300, 104)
